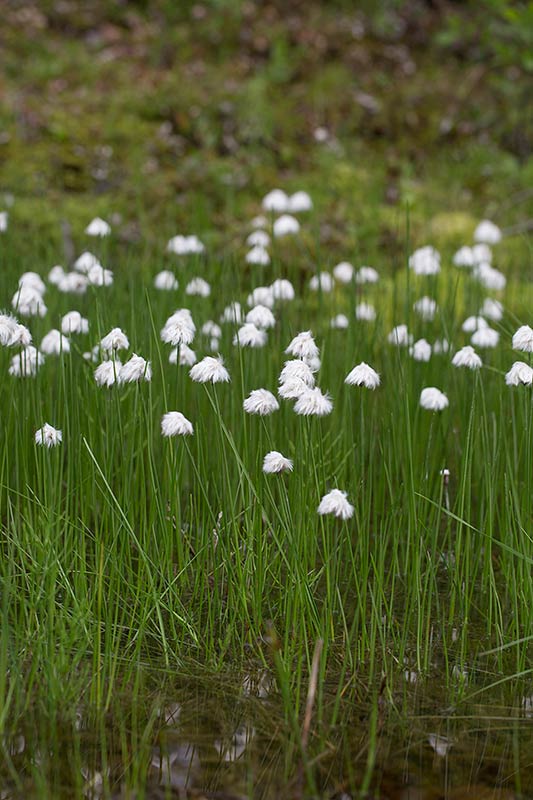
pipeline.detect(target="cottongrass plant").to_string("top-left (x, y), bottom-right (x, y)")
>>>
top-left (2, 207), bottom-right (533, 798)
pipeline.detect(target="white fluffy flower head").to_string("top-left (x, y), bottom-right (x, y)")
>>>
top-left (35, 423), bottom-right (62, 448)
top-left (154, 270), bottom-right (179, 290)
top-left (118, 354), bottom-right (152, 383)
top-left (505, 362), bottom-right (533, 387)
top-left (189, 356), bottom-right (230, 384)
top-left (420, 387), bottom-right (449, 412)
top-left (161, 412), bottom-right (194, 437)
top-left (317, 489), bottom-right (354, 520)
top-left (94, 359), bottom-right (122, 387)
top-left (101, 327), bottom-right (129, 352)
top-left (345, 362), bottom-right (380, 389)
top-left (243, 389), bottom-right (279, 416)
top-left (263, 451), bottom-right (293, 474)
top-left (233, 323), bottom-right (267, 348)
top-left (41, 329), bottom-right (70, 356)
top-left (451, 346), bottom-right (482, 370)
top-left (286, 331), bottom-right (319, 361)
top-left (294, 387), bottom-right (333, 417)
top-left (512, 326), bottom-right (533, 353)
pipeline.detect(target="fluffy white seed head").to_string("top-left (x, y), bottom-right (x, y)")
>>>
top-left (101, 327), bottom-right (130, 352)
top-left (169, 344), bottom-right (197, 366)
top-left (118, 354), bottom-right (152, 383)
top-left (471, 327), bottom-right (499, 348)
top-left (57, 272), bottom-right (89, 294)
top-left (345, 362), bottom-right (380, 389)
top-left (246, 305), bottom-right (276, 330)
top-left (161, 411), bottom-right (194, 437)
top-left (186, 277), bottom-right (211, 297)
top-left (293, 387), bottom-right (333, 416)
top-left (246, 230), bottom-right (270, 248)
top-left (87, 264), bottom-right (114, 287)
top-left (505, 362), bottom-right (533, 387)
top-left (317, 489), bottom-right (354, 520)
top-left (9, 346), bottom-right (44, 377)
top-left (247, 286), bottom-right (274, 308)
top-left (410, 338), bottom-right (432, 362)
top-left (35, 423), bottom-right (62, 448)
top-left (453, 246), bottom-right (475, 268)
top-left (166, 234), bottom-right (205, 255)
top-left (161, 309), bottom-right (196, 346)
top-left (220, 302), bottom-right (243, 325)
top-left (262, 189), bottom-right (290, 213)
top-left (288, 191), bottom-right (312, 212)
top-left (419, 387), bottom-right (449, 412)
top-left (433, 339), bottom-right (451, 354)
top-left (472, 263), bottom-right (506, 291)
top-left (245, 246), bottom-right (270, 266)
top-left (61, 311), bottom-right (89, 335)
top-left (243, 389), bottom-right (279, 416)
top-left (309, 272), bottom-right (333, 292)
top-left (356, 266), bottom-right (379, 284)
top-left (472, 243), bottom-right (492, 264)
top-left (512, 325), bottom-right (533, 353)
top-left (409, 246), bottom-right (441, 276)
top-left (388, 324), bottom-right (411, 346)
top-left (330, 314), bottom-right (349, 329)
top-left (74, 251), bottom-right (100, 273)
top-left (279, 360), bottom-right (315, 387)
top-left (85, 217), bottom-right (111, 237)
top-left (12, 287), bottom-right (47, 318)
top-left (201, 320), bottom-right (222, 339)
top-left (278, 377), bottom-right (310, 400)
top-left (355, 302), bottom-right (376, 322)
top-left (413, 296), bottom-right (437, 321)
top-left (40, 329), bottom-right (70, 356)
top-left (154, 270), bottom-right (179, 290)
top-left (462, 316), bottom-right (488, 333)
top-left (19, 272), bottom-right (46, 294)
top-left (94, 359), bottom-right (122, 387)
top-left (285, 331), bottom-right (319, 360)
top-left (270, 279), bottom-right (295, 302)
top-left (189, 356), bottom-right (230, 384)
top-left (48, 265), bottom-right (66, 285)
top-left (479, 298), bottom-right (503, 321)
top-left (451, 346), bottom-right (482, 370)
top-left (263, 451), bottom-right (293, 474)
top-left (333, 262), bottom-right (354, 284)
top-left (474, 220), bottom-right (502, 245)
top-left (274, 214), bottom-right (300, 237)
top-left (233, 323), bottom-right (267, 348)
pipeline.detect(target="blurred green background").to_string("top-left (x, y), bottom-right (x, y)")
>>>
top-left (1, 0), bottom-right (532, 253)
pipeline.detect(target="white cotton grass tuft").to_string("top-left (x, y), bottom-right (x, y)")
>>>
top-left (0, 211), bottom-right (8, 232)
top-left (288, 190), bottom-right (313, 213)
top-left (473, 263), bottom-right (506, 291)
top-left (462, 316), bottom-right (488, 333)
top-left (220, 302), bottom-right (243, 324)
top-left (355, 302), bottom-right (376, 322)
top-left (118, 354), bottom-right (152, 383)
top-left (189, 356), bottom-right (230, 384)
top-left (413, 296), bottom-right (437, 321)
top-left (246, 305), bottom-right (276, 330)
top-left (410, 338), bottom-right (432, 362)
top-left (420, 387), bottom-right (449, 412)
top-left (61, 311), bottom-right (89, 335)
top-left (161, 309), bottom-right (196, 346)
top-left (453, 246), bottom-right (475, 268)
top-left (355, 266), bottom-right (379, 284)
top-left (48, 265), bottom-right (66, 285)
top-left (505, 362), bottom-right (533, 387)
top-left (74, 251), bottom-right (100, 273)
top-left (309, 272), bottom-right (333, 292)
top-left (154, 270), bottom-right (178, 290)
top-left (433, 339), bottom-right (451, 355)
top-left (317, 489), bottom-right (354, 520)
top-left (474, 220), bottom-right (502, 245)
top-left (278, 377), bottom-right (310, 400)
top-left (186, 277), bottom-right (211, 297)
top-left (451, 346), bottom-right (482, 370)
top-left (330, 314), bottom-right (349, 329)
top-left (263, 451), bottom-right (293, 474)
top-left (470, 327), bottom-right (499, 349)
top-left (512, 326), bottom-right (533, 353)
top-left (169, 344), bottom-right (197, 366)
top-left (279, 359), bottom-right (315, 387)
top-left (40, 329), bottom-right (70, 356)
top-left (94, 359), bottom-right (122, 387)
top-left (35, 423), bottom-right (62, 448)
top-left (270, 279), bottom-right (295, 302)
top-left (262, 189), bottom-right (290, 213)
top-left (345, 362), bottom-right (380, 389)
top-left (201, 320), bottom-right (222, 339)
top-left (388, 324), bottom-right (411, 346)
top-left (409, 246), bottom-right (441, 276)
top-left (166, 234), bottom-right (205, 255)
top-left (285, 331), bottom-right (319, 361)
top-left (243, 389), bottom-right (279, 416)
top-left (100, 327), bottom-right (130, 352)
top-left (246, 230), bottom-right (270, 248)
top-left (246, 246), bottom-right (270, 266)
top-left (0, 313), bottom-right (30, 347)
top-left (479, 298), bottom-right (503, 322)
top-left (85, 217), bottom-right (111, 237)
top-left (19, 272), bottom-right (46, 295)
top-left (12, 287), bottom-right (47, 318)
top-left (9, 346), bottom-right (44, 377)
top-left (333, 262), bottom-right (354, 284)
top-left (57, 272), bottom-right (89, 294)
top-left (293, 387), bottom-right (333, 416)
top-left (233, 323), bottom-right (267, 348)
top-left (87, 264), bottom-right (114, 287)
top-left (247, 286), bottom-right (274, 308)
top-left (161, 412), bottom-right (194, 437)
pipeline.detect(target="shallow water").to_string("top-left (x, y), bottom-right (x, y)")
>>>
top-left (2, 671), bottom-right (533, 799)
